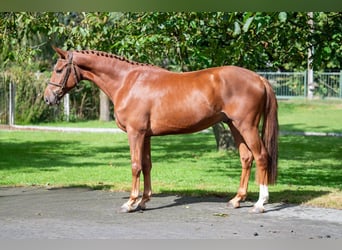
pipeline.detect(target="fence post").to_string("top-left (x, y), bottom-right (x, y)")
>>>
top-left (64, 93), bottom-right (70, 122)
top-left (307, 12), bottom-right (314, 99)
top-left (9, 82), bottom-right (15, 126)
top-left (303, 71), bottom-right (307, 98)
top-left (340, 70), bottom-right (342, 99)
top-left (307, 69), bottom-right (314, 99)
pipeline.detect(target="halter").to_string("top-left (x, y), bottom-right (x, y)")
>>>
top-left (48, 51), bottom-right (80, 98)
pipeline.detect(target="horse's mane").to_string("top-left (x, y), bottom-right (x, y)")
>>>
top-left (75, 50), bottom-right (154, 68)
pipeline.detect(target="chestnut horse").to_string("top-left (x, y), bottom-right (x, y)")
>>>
top-left (44, 47), bottom-right (278, 213)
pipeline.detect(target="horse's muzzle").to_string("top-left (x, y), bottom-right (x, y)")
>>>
top-left (44, 89), bottom-right (60, 105)
top-left (44, 96), bottom-right (57, 105)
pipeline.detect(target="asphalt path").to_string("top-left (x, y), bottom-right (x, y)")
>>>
top-left (0, 187), bottom-right (341, 239)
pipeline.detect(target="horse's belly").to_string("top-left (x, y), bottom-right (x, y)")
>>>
top-left (150, 111), bottom-right (223, 135)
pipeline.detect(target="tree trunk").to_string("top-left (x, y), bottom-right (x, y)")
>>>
top-left (99, 90), bottom-right (110, 121)
top-left (212, 122), bottom-right (236, 151)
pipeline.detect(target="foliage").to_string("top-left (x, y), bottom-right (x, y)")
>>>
top-left (312, 12), bottom-right (342, 70)
top-left (0, 12), bottom-right (57, 69)
top-left (105, 12), bottom-right (341, 71)
top-left (2, 12), bottom-right (340, 71)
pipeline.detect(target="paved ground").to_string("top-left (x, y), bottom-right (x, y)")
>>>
top-left (0, 187), bottom-right (341, 239)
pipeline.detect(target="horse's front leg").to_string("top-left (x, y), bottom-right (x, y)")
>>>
top-left (120, 131), bottom-right (146, 213)
top-left (137, 137), bottom-right (152, 210)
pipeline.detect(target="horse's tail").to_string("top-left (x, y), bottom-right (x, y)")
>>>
top-left (261, 77), bottom-right (279, 185)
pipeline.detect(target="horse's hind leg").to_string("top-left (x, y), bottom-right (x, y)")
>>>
top-left (237, 125), bottom-right (269, 213)
top-left (227, 123), bottom-right (254, 209)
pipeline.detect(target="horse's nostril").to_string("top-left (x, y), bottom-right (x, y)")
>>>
top-left (45, 97), bottom-right (51, 105)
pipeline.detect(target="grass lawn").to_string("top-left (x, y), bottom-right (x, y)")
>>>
top-left (278, 99), bottom-right (342, 133)
top-left (28, 120), bottom-right (118, 128)
top-left (1, 100), bottom-right (342, 209)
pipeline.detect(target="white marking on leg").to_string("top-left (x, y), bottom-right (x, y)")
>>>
top-left (254, 184), bottom-right (269, 212)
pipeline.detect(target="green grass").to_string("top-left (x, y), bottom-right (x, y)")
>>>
top-left (278, 100), bottom-right (342, 133)
top-left (1, 100), bottom-right (342, 208)
top-left (31, 120), bottom-right (118, 128)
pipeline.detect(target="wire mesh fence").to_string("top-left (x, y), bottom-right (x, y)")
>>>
top-left (258, 71), bottom-right (342, 99)
top-left (258, 71), bottom-right (307, 99)
top-left (314, 72), bottom-right (342, 99)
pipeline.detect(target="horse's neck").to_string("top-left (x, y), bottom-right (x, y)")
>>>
top-left (74, 52), bottom-right (134, 100)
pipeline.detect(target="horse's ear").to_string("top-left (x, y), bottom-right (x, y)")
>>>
top-left (52, 46), bottom-right (67, 59)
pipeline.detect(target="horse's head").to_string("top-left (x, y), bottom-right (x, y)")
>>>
top-left (44, 47), bottom-right (81, 105)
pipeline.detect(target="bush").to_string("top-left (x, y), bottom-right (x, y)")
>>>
top-left (4, 64), bottom-right (101, 124)
top-left (3, 65), bottom-right (51, 124)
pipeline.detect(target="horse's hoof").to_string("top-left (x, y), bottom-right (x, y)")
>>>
top-left (119, 202), bottom-right (146, 213)
top-left (137, 203), bottom-right (146, 211)
top-left (119, 203), bottom-right (131, 213)
top-left (250, 205), bottom-right (265, 213)
top-left (227, 200), bottom-right (240, 209)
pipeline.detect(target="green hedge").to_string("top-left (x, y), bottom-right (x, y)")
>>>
top-left (3, 65), bottom-right (101, 124)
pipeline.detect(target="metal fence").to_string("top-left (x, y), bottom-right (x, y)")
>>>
top-left (258, 71), bottom-right (307, 99)
top-left (258, 71), bottom-right (342, 99)
top-left (314, 72), bottom-right (342, 99)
